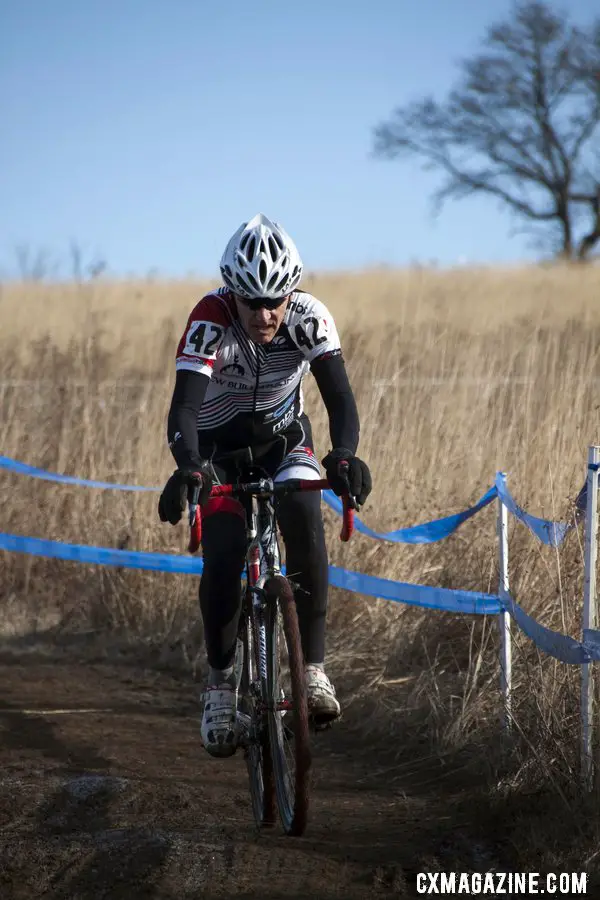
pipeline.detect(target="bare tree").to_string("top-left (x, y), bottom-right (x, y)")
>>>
top-left (68, 240), bottom-right (107, 281)
top-left (69, 239), bottom-right (84, 282)
top-left (373, 1), bottom-right (600, 260)
top-left (14, 243), bottom-right (56, 281)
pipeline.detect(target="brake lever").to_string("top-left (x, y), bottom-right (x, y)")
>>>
top-left (338, 460), bottom-right (357, 542)
top-left (339, 460), bottom-right (357, 509)
top-left (188, 481), bottom-right (201, 527)
top-left (188, 478), bottom-right (202, 554)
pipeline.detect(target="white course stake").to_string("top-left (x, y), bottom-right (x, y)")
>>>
top-left (497, 474), bottom-right (512, 732)
top-left (581, 446), bottom-right (600, 789)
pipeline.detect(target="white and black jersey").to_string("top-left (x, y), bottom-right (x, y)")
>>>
top-left (168, 288), bottom-right (359, 468)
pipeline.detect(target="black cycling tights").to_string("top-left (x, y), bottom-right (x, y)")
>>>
top-left (199, 490), bottom-right (329, 671)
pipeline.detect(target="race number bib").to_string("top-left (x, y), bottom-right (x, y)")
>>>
top-left (182, 321), bottom-right (224, 359)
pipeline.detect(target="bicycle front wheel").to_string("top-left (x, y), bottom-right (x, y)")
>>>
top-left (264, 575), bottom-right (311, 836)
top-left (238, 599), bottom-right (276, 828)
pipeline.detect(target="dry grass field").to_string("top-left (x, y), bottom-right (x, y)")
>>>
top-left (1, 263), bottom-right (600, 891)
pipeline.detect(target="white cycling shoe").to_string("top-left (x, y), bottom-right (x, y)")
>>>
top-left (305, 665), bottom-right (341, 726)
top-left (200, 682), bottom-right (238, 758)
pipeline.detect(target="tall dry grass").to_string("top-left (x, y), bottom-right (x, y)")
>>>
top-left (1, 263), bottom-right (600, 869)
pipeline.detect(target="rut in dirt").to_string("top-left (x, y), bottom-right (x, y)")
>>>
top-left (0, 656), bottom-right (515, 899)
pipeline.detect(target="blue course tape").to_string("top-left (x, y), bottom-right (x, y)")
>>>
top-left (0, 531), bottom-right (204, 574)
top-left (5, 530), bottom-right (600, 661)
top-left (324, 486), bottom-right (498, 543)
top-left (0, 455), bottom-right (157, 492)
top-left (0, 454), bottom-right (498, 544)
top-left (0, 455), bottom-right (579, 547)
top-left (0, 531), bottom-right (500, 614)
top-left (500, 596), bottom-right (600, 663)
top-left (1, 458), bottom-right (596, 663)
top-left (327, 565), bottom-right (500, 614)
top-left (495, 473), bottom-right (571, 547)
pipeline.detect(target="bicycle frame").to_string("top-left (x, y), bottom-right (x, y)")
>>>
top-left (244, 482), bottom-right (282, 692)
top-left (188, 474), bottom-right (354, 722)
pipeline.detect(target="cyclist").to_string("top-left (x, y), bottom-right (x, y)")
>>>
top-left (158, 213), bottom-right (372, 757)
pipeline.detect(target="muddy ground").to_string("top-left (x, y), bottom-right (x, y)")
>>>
top-left (0, 650), bottom-right (567, 899)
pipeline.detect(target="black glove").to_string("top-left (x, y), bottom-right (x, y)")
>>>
top-left (322, 448), bottom-right (372, 507)
top-left (158, 462), bottom-right (213, 525)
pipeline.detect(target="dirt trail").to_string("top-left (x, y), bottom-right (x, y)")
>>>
top-left (0, 657), bottom-right (506, 899)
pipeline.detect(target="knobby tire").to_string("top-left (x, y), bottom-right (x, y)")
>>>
top-left (265, 575), bottom-right (311, 836)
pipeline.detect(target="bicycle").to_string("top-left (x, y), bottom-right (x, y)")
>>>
top-left (187, 466), bottom-right (355, 836)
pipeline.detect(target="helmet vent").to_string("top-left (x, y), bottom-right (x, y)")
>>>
top-left (245, 271), bottom-right (260, 292)
top-left (258, 259), bottom-right (268, 284)
top-left (268, 236), bottom-right (279, 261)
top-left (246, 235), bottom-right (256, 259)
top-left (274, 272), bottom-right (289, 293)
top-left (237, 273), bottom-right (252, 295)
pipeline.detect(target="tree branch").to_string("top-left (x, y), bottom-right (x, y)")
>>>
top-left (373, 0), bottom-right (600, 259)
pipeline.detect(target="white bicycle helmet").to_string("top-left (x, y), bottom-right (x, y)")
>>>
top-left (220, 213), bottom-right (303, 300)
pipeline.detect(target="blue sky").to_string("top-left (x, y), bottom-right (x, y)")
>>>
top-left (0, 0), bottom-right (595, 278)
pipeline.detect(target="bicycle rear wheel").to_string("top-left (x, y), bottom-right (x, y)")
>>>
top-left (264, 575), bottom-right (311, 836)
top-left (238, 596), bottom-right (276, 828)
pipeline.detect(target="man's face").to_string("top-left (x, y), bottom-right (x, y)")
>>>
top-left (234, 294), bottom-right (290, 345)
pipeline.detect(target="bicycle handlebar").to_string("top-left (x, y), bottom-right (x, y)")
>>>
top-left (188, 475), bottom-right (355, 554)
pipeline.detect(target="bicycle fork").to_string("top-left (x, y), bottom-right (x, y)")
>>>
top-left (237, 549), bottom-right (292, 747)
top-left (235, 536), bottom-right (266, 746)
top-left (236, 495), bottom-right (292, 748)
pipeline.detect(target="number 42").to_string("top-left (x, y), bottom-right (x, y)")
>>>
top-left (295, 317), bottom-right (326, 350)
top-left (185, 321), bottom-right (223, 357)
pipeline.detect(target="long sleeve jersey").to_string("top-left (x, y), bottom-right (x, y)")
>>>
top-left (167, 287), bottom-right (360, 468)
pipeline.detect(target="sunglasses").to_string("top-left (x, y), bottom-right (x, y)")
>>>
top-left (235, 293), bottom-right (289, 312)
